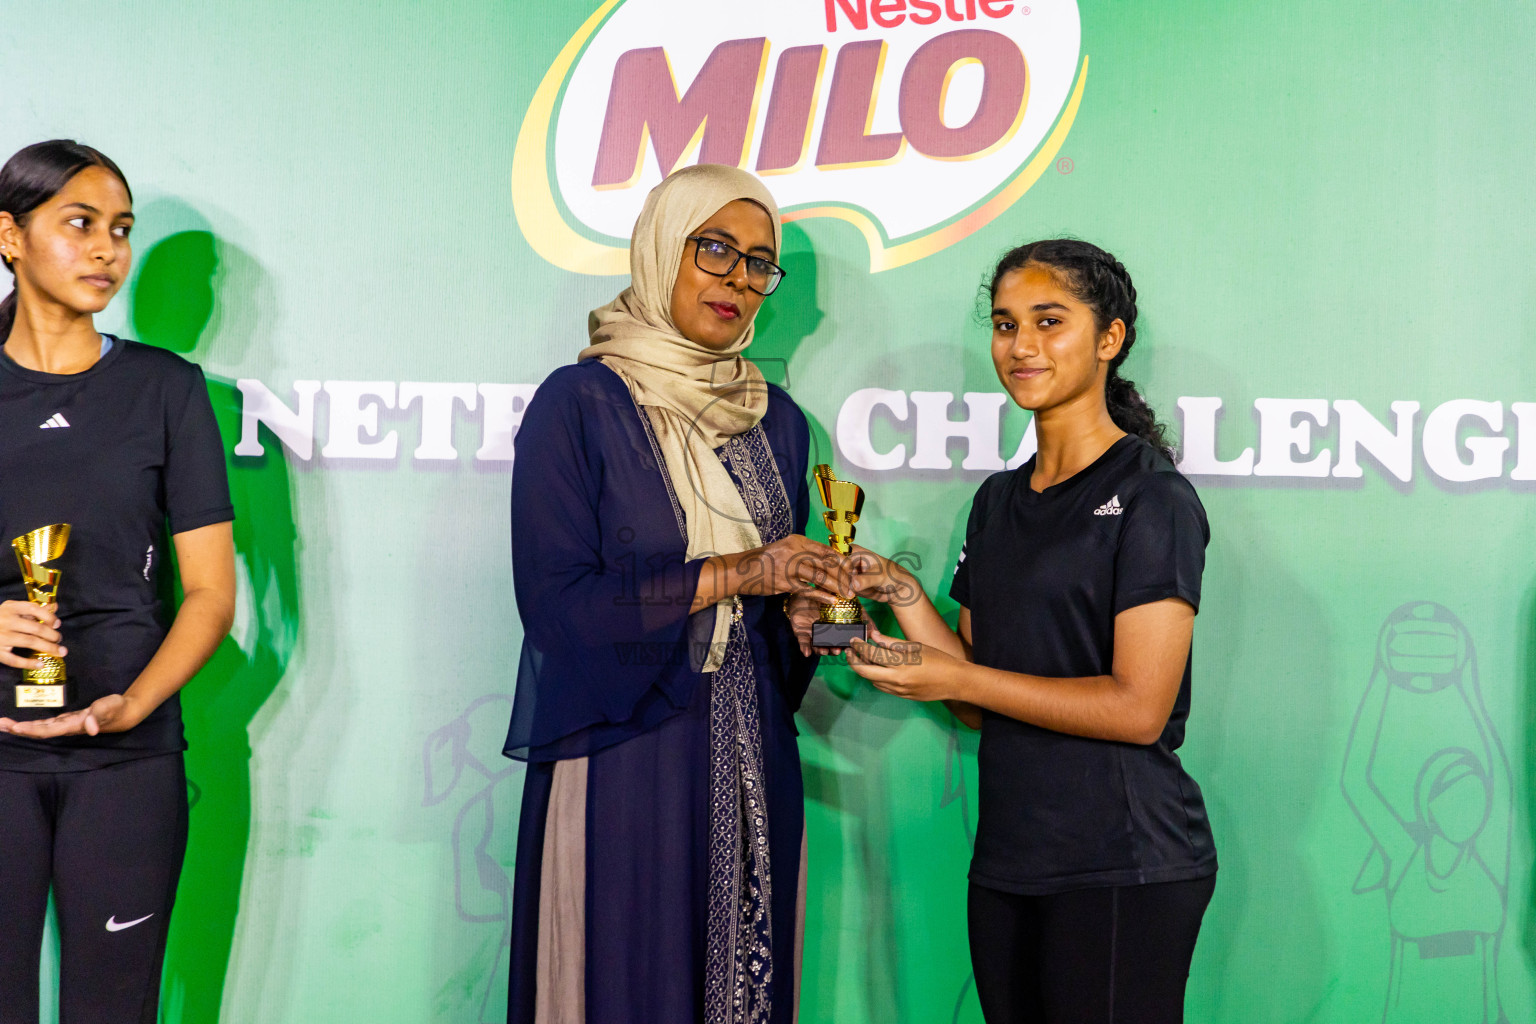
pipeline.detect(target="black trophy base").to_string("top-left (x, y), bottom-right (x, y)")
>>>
top-left (812, 619), bottom-right (867, 649)
top-left (15, 680), bottom-right (70, 710)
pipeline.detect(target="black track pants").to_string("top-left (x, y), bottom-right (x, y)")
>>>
top-left (968, 875), bottom-right (1216, 1024)
top-left (0, 753), bottom-right (188, 1024)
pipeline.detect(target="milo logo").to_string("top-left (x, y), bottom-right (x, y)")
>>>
top-left (513, 0), bottom-right (1085, 273)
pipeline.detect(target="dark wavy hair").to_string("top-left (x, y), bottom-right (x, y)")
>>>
top-left (986, 238), bottom-right (1176, 462)
top-left (0, 140), bottom-right (132, 342)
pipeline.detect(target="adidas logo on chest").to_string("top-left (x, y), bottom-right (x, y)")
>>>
top-left (1093, 495), bottom-right (1123, 516)
top-left (39, 413), bottom-right (71, 429)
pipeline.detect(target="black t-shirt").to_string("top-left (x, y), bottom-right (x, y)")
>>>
top-left (950, 434), bottom-right (1217, 894)
top-left (0, 337), bottom-right (233, 771)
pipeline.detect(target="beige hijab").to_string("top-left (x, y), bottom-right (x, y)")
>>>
top-left (580, 164), bottom-right (783, 672)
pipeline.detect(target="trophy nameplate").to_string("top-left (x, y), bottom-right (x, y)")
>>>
top-left (12, 524), bottom-right (71, 709)
top-left (811, 466), bottom-right (867, 649)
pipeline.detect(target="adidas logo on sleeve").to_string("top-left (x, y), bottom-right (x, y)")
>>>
top-left (1093, 495), bottom-right (1123, 516)
top-left (39, 413), bottom-right (71, 429)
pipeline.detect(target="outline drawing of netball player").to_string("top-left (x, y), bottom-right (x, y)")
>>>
top-left (424, 694), bottom-right (521, 1023)
top-left (1341, 601), bottom-right (1511, 1024)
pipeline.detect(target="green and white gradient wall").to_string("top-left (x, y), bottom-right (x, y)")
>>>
top-left (4, 2), bottom-right (1534, 1021)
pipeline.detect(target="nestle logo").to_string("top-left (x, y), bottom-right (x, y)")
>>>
top-left (824, 0), bottom-right (1026, 33)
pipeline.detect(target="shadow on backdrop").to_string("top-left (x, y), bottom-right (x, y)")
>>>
top-left (751, 222), bottom-right (823, 394)
top-left (129, 211), bottom-right (297, 1024)
top-left (759, 227), bottom-right (979, 1021)
top-left (760, 227), bottom-right (889, 1019)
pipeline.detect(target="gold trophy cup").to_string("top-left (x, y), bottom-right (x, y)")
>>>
top-left (811, 465), bottom-right (867, 649)
top-left (12, 524), bottom-right (71, 709)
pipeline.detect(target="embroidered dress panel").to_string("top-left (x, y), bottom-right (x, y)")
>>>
top-left (706, 425), bottom-right (792, 1024)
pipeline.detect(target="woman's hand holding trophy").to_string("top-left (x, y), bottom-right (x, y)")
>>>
top-left (786, 466), bottom-right (925, 661)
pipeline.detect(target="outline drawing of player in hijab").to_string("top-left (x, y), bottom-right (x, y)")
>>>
top-left (1342, 602), bottom-right (1511, 1024)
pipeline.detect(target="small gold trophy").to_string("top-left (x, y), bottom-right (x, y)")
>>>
top-left (12, 524), bottom-right (71, 709)
top-left (811, 465), bottom-right (867, 649)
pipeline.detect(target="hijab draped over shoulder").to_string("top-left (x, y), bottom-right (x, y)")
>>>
top-left (579, 164), bottom-right (784, 672)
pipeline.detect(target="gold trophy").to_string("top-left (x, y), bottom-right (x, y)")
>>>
top-left (811, 465), bottom-right (867, 649)
top-left (12, 524), bottom-right (71, 709)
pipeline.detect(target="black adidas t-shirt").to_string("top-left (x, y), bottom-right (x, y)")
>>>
top-left (950, 434), bottom-right (1217, 894)
top-left (0, 337), bottom-right (233, 771)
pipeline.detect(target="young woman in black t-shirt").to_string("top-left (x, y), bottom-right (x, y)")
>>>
top-left (824, 240), bottom-right (1217, 1023)
top-left (0, 141), bottom-right (235, 1022)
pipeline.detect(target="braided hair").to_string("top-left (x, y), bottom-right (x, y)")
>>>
top-left (0, 140), bottom-right (132, 342)
top-left (986, 238), bottom-right (1176, 461)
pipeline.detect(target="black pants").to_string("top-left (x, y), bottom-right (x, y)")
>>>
top-left (968, 875), bottom-right (1216, 1024)
top-left (0, 753), bottom-right (188, 1024)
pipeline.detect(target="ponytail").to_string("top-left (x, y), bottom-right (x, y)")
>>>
top-left (985, 239), bottom-right (1176, 462)
top-left (1105, 367), bottom-right (1171, 460)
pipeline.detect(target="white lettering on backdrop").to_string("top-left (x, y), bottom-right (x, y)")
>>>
top-left (1177, 396), bottom-right (1536, 482)
top-left (234, 380), bottom-right (538, 463)
top-left (233, 380), bottom-right (1536, 483)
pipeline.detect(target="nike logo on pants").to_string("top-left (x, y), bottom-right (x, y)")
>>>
top-left (105, 913), bottom-right (155, 932)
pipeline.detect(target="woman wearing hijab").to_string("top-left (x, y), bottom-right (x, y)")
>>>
top-left (503, 164), bottom-right (848, 1024)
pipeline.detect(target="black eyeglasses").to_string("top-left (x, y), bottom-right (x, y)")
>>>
top-left (686, 236), bottom-right (787, 296)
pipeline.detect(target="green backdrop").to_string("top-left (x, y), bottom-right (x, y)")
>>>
top-left (3, 2), bottom-right (1533, 1021)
